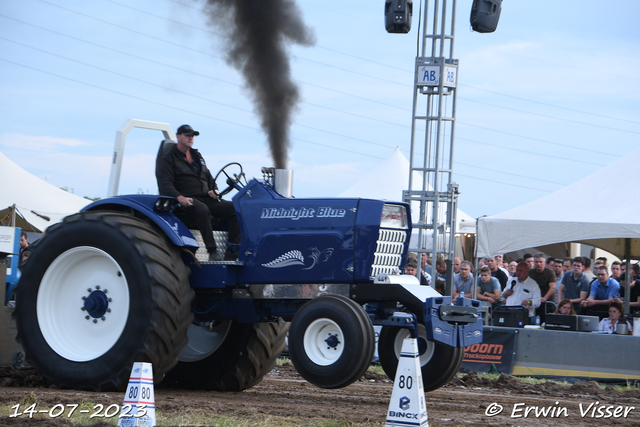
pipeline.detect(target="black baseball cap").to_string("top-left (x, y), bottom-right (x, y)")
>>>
top-left (176, 124), bottom-right (200, 136)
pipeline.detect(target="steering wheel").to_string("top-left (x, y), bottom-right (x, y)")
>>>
top-left (214, 162), bottom-right (246, 196)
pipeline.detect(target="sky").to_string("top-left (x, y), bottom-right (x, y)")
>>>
top-left (1, 0), bottom-right (639, 220)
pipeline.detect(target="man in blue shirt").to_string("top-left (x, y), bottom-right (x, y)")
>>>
top-left (453, 260), bottom-right (474, 301)
top-left (558, 256), bottom-right (590, 314)
top-left (476, 266), bottom-right (501, 309)
top-left (581, 266), bottom-right (620, 317)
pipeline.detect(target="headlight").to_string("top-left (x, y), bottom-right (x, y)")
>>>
top-left (154, 198), bottom-right (176, 212)
top-left (380, 204), bottom-right (408, 229)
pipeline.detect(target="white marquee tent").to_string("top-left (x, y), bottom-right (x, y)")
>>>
top-left (338, 148), bottom-right (476, 249)
top-left (476, 146), bottom-right (640, 259)
top-left (0, 151), bottom-right (91, 233)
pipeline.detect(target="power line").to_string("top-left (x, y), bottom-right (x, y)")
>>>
top-left (0, 35), bottom-right (404, 153)
top-left (0, 57), bottom-right (385, 161)
top-left (454, 172), bottom-right (552, 194)
top-left (455, 39), bottom-right (640, 84)
top-left (455, 136), bottom-right (605, 167)
top-left (460, 85), bottom-right (640, 127)
top-left (28, 1), bottom-right (412, 113)
top-left (456, 122), bottom-right (616, 159)
top-left (0, 55), bottom-right (570, 194)
top-left (0, 2), bottom-right (629, 190)
top-left (0, 13), bottom-right (409, 131)
top-left (23, 2), bottom-right (638, 143)
top-left (0, 35), bottom-right (612, 176)
top-left (100, 0), bottom-right (640, 131)
top-left (462, 98), bottom-right (640, 136)
top-left (487, 30), bottom-right (640, 68)
top-left (455, 160), bottom-right (567, 186)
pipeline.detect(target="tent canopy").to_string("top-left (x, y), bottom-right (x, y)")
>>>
top-left (476, 146), bottom-right (640, 259)
top-left (0, 206), bottom-right (41, 232)
top-left (0, 152), bottom-right (91, 233)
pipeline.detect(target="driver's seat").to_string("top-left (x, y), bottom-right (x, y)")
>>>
top-left (155, 139), bottom-right (229, 262)
top-left (156, 139), bottom-right (177, 171)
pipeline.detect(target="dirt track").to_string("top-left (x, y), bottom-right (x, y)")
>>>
top-left (0, 363), bottom-right (639, 426)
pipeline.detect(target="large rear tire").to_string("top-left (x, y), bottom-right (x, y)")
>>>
top-left (378, 324), bottom-right (463, 392)
top-left (14, 211), bottom-right (194, 391)
top-left (163, 321), bottom-right (289, 391)
top-left (289, 295), bottom-right (375, 389)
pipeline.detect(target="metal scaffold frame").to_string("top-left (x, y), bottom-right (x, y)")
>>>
top-left (403, 0), bottom-right (459, 294)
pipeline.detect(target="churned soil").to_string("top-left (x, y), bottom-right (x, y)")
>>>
top-left (0, 363), bottom-right (639, 426)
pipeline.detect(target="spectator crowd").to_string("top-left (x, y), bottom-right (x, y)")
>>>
top-left (404, 252), bottom-right (639, 331)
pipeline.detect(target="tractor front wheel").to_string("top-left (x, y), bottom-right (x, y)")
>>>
top-left (377, 324), bottom-right (463, 392)
top-left (289, 295), bottom-right (374, 389)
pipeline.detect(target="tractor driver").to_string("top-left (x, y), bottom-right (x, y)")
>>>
top-left (156, 124), bottom-right (240, 261)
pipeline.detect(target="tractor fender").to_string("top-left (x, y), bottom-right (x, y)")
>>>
top-left (82, 195), bottom-right (199, 250)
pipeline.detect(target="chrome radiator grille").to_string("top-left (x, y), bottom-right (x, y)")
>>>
top-left (370, 229), bottom-right (407, 277)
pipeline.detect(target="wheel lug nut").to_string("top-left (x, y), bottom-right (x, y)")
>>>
top-left (107, 308), bottom-right (111, 313)
top-left (81, 307), bottom-right (86, 311)
top-left (85, 315), bottom-right (90, 320)
top-left (108, 298), bottom-right (112, 302)
top-left (103, 289), bottom-right (108, 294)
top-left (82, 296), bottom-right (86, 300)
top-left (101, 317), bottom-right (106, 321)
top-left (92, 319), bottom-right (97, 324)
top-left (87, 288), bottom-right (92, 293)
top-left (96, 285), bottom-right (100, 290)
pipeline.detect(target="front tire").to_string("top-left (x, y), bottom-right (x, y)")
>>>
top-left (15, 211), bottom-right (194, 391)
top-left (289, 295), bottom-right (374, 389)
top-left (378, 324), bottom-right (463, 392)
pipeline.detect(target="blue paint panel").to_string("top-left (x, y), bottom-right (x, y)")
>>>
top-left (83, 195), bottom-right (198, 249)
top-left (189, 263), bottom-right (238, 289)
top-left (234, 180), bottom-right (359, 284)
top-left (424, 296), bottom-right (483, 347)
top-left (82, 181), bottom-right (412, 287)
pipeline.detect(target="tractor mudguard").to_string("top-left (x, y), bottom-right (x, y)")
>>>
top-left (82, 195), bottom-right (199, 250)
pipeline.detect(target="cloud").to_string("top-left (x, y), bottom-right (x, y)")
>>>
top-left (0, 133), bottom-right (91, 152)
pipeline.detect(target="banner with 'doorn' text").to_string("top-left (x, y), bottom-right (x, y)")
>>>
top-left (461, 328), bottom-right (517, 374)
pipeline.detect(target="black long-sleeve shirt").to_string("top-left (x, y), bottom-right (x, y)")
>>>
top-left (156, 145), bottom-right (218, 198)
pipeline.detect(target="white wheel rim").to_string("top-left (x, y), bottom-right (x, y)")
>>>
top-left (303, 318), bottom-right (344, 366)
top-left (393, 324), bottom-right (434, 366)
top-left (178, 321), bottom-right (232, 362)
top-left (37, 247), bottom-right (130, 362)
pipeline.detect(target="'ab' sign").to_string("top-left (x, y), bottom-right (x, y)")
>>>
top-left (417, 65), bottom-right (457, 87)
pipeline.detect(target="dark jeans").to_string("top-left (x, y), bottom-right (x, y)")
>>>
top-left (187, 197), bottom-right (241, 252)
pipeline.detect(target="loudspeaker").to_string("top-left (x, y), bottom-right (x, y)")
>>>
top-left (470, 0), bottom-right (502, 33)
top-left (385, 0), bottom-right (413, 34)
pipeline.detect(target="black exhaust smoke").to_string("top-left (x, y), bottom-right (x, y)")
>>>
top-left (202, 0), bottom-right (315, 169)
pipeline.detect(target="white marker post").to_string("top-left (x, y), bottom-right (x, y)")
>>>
top-left (385, 338), bottom-right (428, 427)
top-left (118, 362), bottom-right (156, 427)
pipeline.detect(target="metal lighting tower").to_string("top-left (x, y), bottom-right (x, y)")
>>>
top-left (403, 0), bottom-right (459, 294)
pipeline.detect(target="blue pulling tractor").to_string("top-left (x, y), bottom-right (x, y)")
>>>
top-left (14, 120), bottom-right (482, 393)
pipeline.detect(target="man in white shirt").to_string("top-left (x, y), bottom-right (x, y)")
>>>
top-left (502, 262), bottom-right (541, 317)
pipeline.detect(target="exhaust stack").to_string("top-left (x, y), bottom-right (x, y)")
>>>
top-left (274, 169), bottom-right (293, 198)
top-left (261, 167), bottom-right (293, 198)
